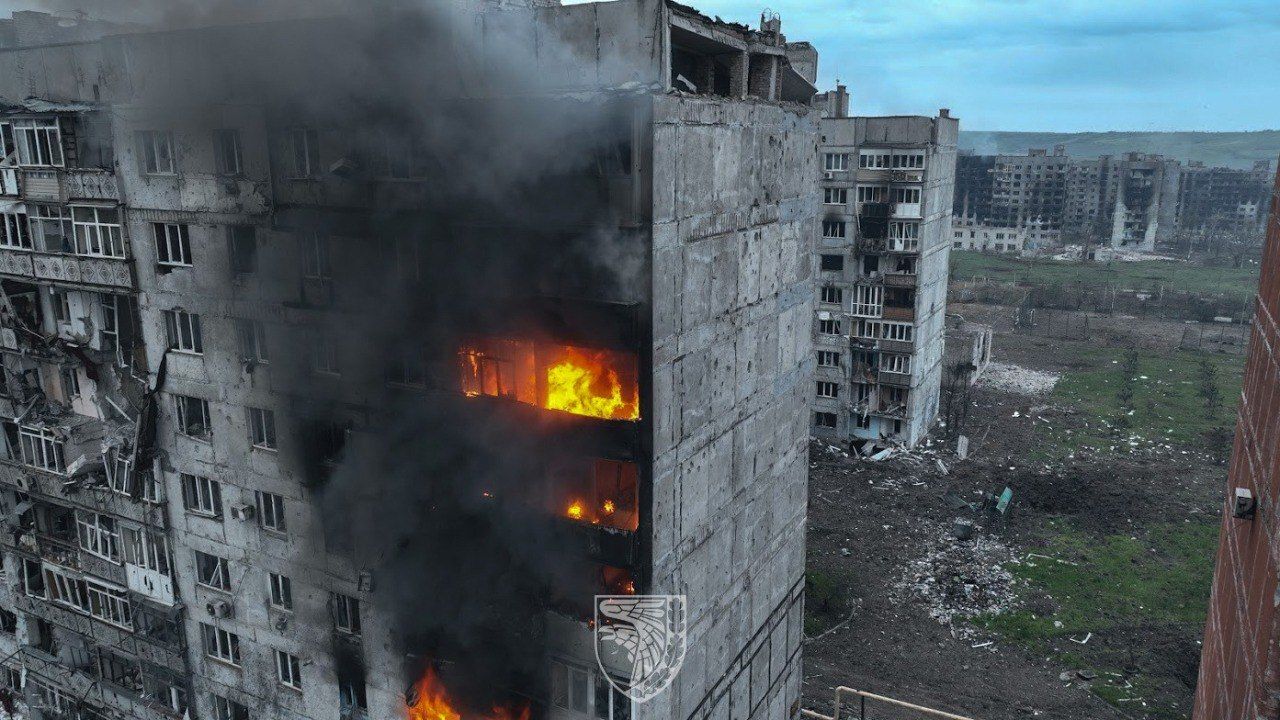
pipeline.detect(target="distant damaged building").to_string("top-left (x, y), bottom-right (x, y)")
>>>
top-left (0, 3), bottom-right (815, 720)
top-left (811, 85), bottom-right (959, 448)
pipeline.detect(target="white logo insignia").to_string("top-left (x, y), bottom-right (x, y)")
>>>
top-left (594, 594), bottom-right (687, 703)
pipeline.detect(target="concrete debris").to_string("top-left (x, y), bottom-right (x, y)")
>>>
top-left (894, 520), bottom-right (1019, 639)
top-left (977, 361), bottom-right (1061, 396)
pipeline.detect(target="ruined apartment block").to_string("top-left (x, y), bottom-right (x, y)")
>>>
top-left (811, 86), bottom-right (958, 448)
top-left (0, 2), bottom-right (815, 720)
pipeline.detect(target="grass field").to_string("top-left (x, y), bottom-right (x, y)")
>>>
top-left (1042, 345), bottom-right (1243, 457)
top-left (951, 251), bottom-right (1261, 304)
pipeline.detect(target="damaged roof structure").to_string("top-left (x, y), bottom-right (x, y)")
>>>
top-left (0, 2), bottom-right (817, 720)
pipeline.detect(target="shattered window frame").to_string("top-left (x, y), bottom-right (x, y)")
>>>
top-left (194, 550), bottom-right (231, 591)
top-left (817, 350), bottom-right (840, 368)
top-left (213, 129), bottom-right (243, 177)
top-left (268, 572), bottom-right (292, 611)
top-left (13, 118), bottom-right (64, 167)
top-left (27, 203), bottom-right (70, 252)
top-left (331, 592), bottom-right (360, 635)
top-left (0, 210), bottom-right (30, 249)
top-left (817, 318), bottom-right (841, 335)
top-left (256, 491), bottom-right (286, 535)
top-left (823, 187), bottom-right (847, 205)
top-left (814, 411), bottom-right (838, 428)
top-left (821, 220), bottom-right (847, 239)
top-left (820, 285), bottom-right (842, 304)
top-left (235, 318), bottom-right (269, 364)
top-left (153, 222), bottom-right (192, 266)
top-left (76, 510), bottom-right (121, 562)
top-left (123, 525), bottom-right (171, 577)
top-left (247, 406), bottom-right (277, 450)
top-left (288, 127), bottom-right (320, 179)
top-left (211, 693), bottom-right (249, 720)
top-left (879, 352), bottom-right (912, 375)
top-left (200, 623), bottom-right (241, 666)
top-left (59, 366), bottom-right (80, 399)
top-left (274, 649), bottom-right (302, 690)
top-left (180, 473), bottom-right (222, 517)
top-left (227, 225), bottom-right (257, 275)
top-left (163, 308), bottom-right (204, 354)
top-left (816, 380), bottom-right (839, 399)
top-left (19, 424), bottom-right (65, 473)
top-left (173, 395), bottom-right (212, 439)
top-left (71, 205), bottom-right (124, 258)
top-left (136, 130), bottom-right (177, 175)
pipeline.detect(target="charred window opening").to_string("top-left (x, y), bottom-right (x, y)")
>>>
top-left (458, 339), bottom-right (640, 422)
top-left (549, 459), bottom-right (639, 532)
top-left (884, 287), bottom-right (915, 309)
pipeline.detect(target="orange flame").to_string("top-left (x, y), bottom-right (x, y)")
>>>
top-left (407, 668), bottom-right (530, 720)
top-left (602, 499), bottom-right (616, 515)
top-left (566, 501), bottom-right (584, 520)
top-left (544, 347), bottom-right (639, 421)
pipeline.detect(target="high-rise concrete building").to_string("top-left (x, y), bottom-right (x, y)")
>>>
top-left (1192, 159), bottom-right (1279, 719)
top-left (811, 92), bottom-right (958, 448)
top-left (0, 3), bottom-right (817, 720)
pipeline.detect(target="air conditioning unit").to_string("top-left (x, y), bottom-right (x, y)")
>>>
top-left (230, 504), bottom-right (255, 522)
top-left (206, 601), bottom-right (234, 619)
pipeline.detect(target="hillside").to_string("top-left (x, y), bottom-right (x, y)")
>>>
top-left (959, 130), bottom-right (1280, 169)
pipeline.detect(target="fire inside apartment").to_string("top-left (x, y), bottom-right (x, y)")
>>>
top-left (810, 86), bottom-right (958, 449)
top-left (0, 2), bottom-right (814, 720)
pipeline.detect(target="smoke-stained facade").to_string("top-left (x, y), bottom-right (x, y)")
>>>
top-left (0, 2), bottom-right (816, 720)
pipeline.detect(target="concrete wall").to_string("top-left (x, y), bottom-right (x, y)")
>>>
top-left (648, 93), bottom-right (813, 720)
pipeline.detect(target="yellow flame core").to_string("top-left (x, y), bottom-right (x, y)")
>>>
top-left (566, 501), bottom-right (584, 520)
top-left (544, 354), bottom-right (639, 421)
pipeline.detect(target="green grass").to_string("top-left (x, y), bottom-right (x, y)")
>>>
top-left (1038, 344), bottom-right (1242, 457)
top-left (951, 251), bottom-right (1260, 303)
top-left (979, 520), bottom-right (1218, 717)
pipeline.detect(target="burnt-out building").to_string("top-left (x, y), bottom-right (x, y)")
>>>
top-left (811, 91), bottom-right (959, 448)
top-left (1192, 161), bottom-right (1280, 719)
top-left (0, 2), bottom-right (815, 720)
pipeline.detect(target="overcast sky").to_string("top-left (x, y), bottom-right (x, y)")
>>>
top-left (5, 0), bottom-right (1278, 132)
top-left (689, 0), bottom-right (1280, 132)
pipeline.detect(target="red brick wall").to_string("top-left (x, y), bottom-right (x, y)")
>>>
top-left (1193, 159), bottom-right (1280, 719)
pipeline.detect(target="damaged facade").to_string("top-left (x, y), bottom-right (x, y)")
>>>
top-left (0, 2), bottom-right (814, 720)
top-left (811, 85), bottom-right (959, 448)
top-left (954, 146), bottom-right (1270, 255)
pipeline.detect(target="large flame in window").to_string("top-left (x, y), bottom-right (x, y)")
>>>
top-left (407, 667), bottom-right (530, 720)
top-left (459, 340), bottom-right (639, 421)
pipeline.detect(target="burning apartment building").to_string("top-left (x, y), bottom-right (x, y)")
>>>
top-left (810, 85), bottom-right (959, 448)
top-left (0, 2), bottom-right (815, 720)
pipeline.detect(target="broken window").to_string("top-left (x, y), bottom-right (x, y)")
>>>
top-left (852, 285), bottom-right (883, 318)
top-left (289, 128), bottom-right (320, 179)
top-left (331, 592), bottom-right (361, 635)
top-left (551, 459), bottom-right (639, 532)
top-left (888, 221), bottom-right (920, 251)
top-left (29, 204), bottom-right (71, 252)
top-left (819, 254), bottom-right (844, 272)
top-left (820, 286), bottom-right (842, 304)
top-left (50, 288), bottom-right (70, 324)
top-left (823, 187), bottom-right (847, 204)
top-left (821, 220), bottom-right (846, 239)
top-left (880, 353), bottom-right (911, 375)
top-left (228, 225), bottom-right (257, 275)
top-left (817, 351), bottom-right (840, 368)
top-left (195, 551), bottom-right (231, 591)
top-left (142, 667), bottom-right (188, 715)
top-left (857, 185), bottom-right (888, 203)
top-left (21, 557), bottom-right (45, 597)
top-left (174, 395), bottom-right (211, 438)
top-left (164, 309), bottom-right (203, 354)
top-left (814, 411), bottom-right (838, 429)
top-left (550, 659), bottom-right (631, 720)
top-left (72, 206), bottom-right (124, 257)
top-left (882, 322), bottom-right (913, 342)
top-left (890, 187), bottom-right (921, 204)
top-left (818, 318), bottom-right (840, 335)
top-left (212, 694), bottom-right (249, 720)
top-left (13, 119), bottom-right (63, 167)
top-left (275, 649), bottom-right (302, 690)
top-left (153, 222), bottom-right (192, 266)
top-left (884, 287), bottom-right (914, 309)
top-left (137, 130), bottom-right (176, 174)
top-left (256, 491), bottom-right (286, 534)
top-left (0, 210), bottom-right (30, 249)
top-left (123, 526), bottom-right (170, 576)
top-left (99, 292), bottom-right (120, 357)
top-left (339, 676), bottom-right (368, 713)
top-left (859, 150), bottom-right (890, 169)
top-left (59, 367), bottom-right (80, 399)
top-left (816, 381), bottom-right (839, 399)
top-left (247, 406), bottom-right (277, 450)
top-left (213, 129), bottom-right (243, 176)
top-left (201, 623), bottom-right (241, 666)
top-left (235, 318), bottom-right (269, 364)
top-left (77, 511), bottom-right (121, 561)
top-left (181, 473), bottom-right (221, 516)
top-left (269, 572), bottom-right (293, 610)
top-left (97, 648), bottom-right (143, 693)
top-left (0, 609), bottom-right (13, 634)
top-left (19, 425), bottom-right (64, 472)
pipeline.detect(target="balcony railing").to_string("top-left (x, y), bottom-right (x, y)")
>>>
top-left (882, 306), bottom-right (915, 322)
top-left (19, 167), bottom-right (119, 203)
top-left (0, 247), bottom-right (132, 289)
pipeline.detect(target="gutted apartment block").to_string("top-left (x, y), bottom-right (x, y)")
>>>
top-left (811, 89), bottom-right (959, 448)
top-left (0, 2), bottom-right (815, 720)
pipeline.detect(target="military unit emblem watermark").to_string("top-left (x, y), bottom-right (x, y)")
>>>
top-left (594, 594), bottom-right (687, 703)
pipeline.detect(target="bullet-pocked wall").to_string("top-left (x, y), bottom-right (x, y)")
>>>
top-left (648, 94), bottom-right (815, 720)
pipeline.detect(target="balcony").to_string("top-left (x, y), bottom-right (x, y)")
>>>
top-left (19, 167), bottom-right (119, 203)
top-left (891, 203), bottom-right (922, 219)
top-left (882, 273), bottom-right (916, 289)
top-left (882, 306), bottom-right (915, 322)
top-left (878, 372), bottom-right (911, 389)
top-left (880, 339), bottom-right (914, 355)
top-left (0, 247), bottom-right (133, 289)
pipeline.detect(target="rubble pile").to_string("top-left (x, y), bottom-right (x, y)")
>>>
top-left (977, 362), bottom-right (1060, 396)
top-left (895, 520), bottom-right (1019, 638)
